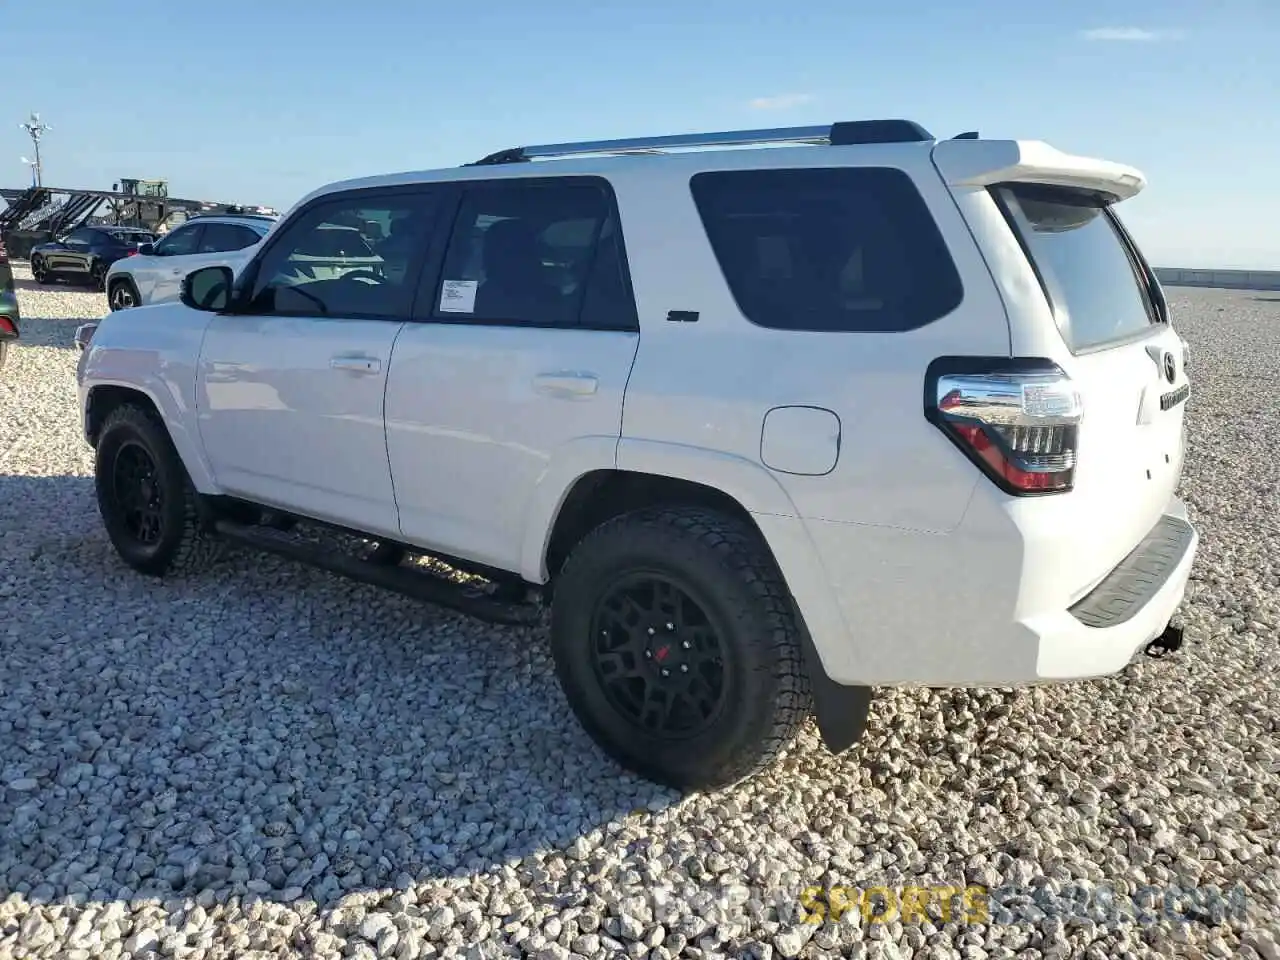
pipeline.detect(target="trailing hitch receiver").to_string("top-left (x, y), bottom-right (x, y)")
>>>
top-left (1144, 622), bottom-right (1185, 659)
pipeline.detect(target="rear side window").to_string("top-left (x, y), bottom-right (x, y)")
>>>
top-left (431, 177), bottom-right (637, 330)
top-left (996, 184), bottom-right (1161, 352)
top-left (690, 167), bottom-right (963, 332)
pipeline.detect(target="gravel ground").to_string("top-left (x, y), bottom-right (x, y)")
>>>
top-left (0, 263), bottom-right (1277, 960)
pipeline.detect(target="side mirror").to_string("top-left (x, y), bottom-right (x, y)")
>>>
top-left (137, 242), bottom-right (155, 256)
top-left (181, 265), bottom-right (234, 312)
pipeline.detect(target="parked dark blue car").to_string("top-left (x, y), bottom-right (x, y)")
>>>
top-left (29, 225), bottom-right (156, 291)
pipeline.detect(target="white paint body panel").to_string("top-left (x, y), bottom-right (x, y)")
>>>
top-left (384, 324), bottom-right (638, 574)
top-left (76, 303), bottom-right (221, 492)
top-left (76, 133), bottom-right (1196, 695)
top-left (759, 406), bottom-right (841, 476)
top-left (194, 315), bottom-right (405, 536)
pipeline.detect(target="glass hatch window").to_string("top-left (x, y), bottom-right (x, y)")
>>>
top-left (997, 184), bottom-right (1163, 352)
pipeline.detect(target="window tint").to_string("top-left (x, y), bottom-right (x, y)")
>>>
top-left (104, 229), bottom-right (154, 245)
top-left (65, 229), bottom-right (95, 245)
top-left (155, 225), bottom-right (202, 256)
top-left (432, 179), bottom-right (635, 329)
top-left (690, 167), bottom-right (963, 333)
top-left (199, 223), bottom-right (261, 253)
top-left (996, 185), bottom-right (1160, 352)
top-left (247, 193), bottom-right (438, 318)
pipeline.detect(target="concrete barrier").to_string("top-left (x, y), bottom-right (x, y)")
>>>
top-left (1154, 267), bottom-right (1280, 291)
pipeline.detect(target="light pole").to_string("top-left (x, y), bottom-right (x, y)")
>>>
top-left (20, 158), bottom-right (38, 187)
top-left (18, 112), bottom-right (51, 187)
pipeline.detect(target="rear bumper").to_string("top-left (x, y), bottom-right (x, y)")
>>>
top-left (1028, 502), bottom-right (1197, 679)
top-left (759, 496), bottom-right (1198, 687)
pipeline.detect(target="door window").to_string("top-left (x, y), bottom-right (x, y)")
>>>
top-left (154, 224), bottom-right (204, 257)
top-left (245, 193), bottom-right (439, 319)
top-left (199, 223), bottom-right (262, 253)
top-left (430, 178), bottom-right (637, 329)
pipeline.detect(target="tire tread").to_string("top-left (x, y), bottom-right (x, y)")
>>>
top-left (98, 404), bottom-right (222, 576)
top-left (556, 504), bottom-right (811, 788)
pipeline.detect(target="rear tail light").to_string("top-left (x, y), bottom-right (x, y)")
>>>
top-left (925, 358), bottom-right (1083, 495)
top-left (0, 315), bottom-right (17, 338)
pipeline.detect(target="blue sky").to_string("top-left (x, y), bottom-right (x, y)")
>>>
top-left (4, 0), bottom-right (1278, 268)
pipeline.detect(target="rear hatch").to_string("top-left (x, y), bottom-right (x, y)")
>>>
top-left (933, 139), bottom-right (1190, 595)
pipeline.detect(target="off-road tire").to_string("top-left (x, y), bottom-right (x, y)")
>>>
top-left (551, 506), bottom-right (811, 790)
top-left (95, 404), bottom-right (222, 577)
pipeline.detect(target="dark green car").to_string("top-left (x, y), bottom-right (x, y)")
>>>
top-left (0, 235), bottom-right (18, 371)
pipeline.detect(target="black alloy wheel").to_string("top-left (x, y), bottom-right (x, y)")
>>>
top-left (589, 572), bottom-right (728, 739)
top-left (110, 441), bottom-right (165, 546)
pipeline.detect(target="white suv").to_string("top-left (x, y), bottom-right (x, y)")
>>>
top-left (75, 119), bottom-right (1197, 789)
top-left (104, 213), bottom-right (277, 310)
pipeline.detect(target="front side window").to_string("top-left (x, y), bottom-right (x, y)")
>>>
top-left (690, 167), bottom-right (964, 333)
top-left (996, 184), bottom-right (1161, 352)
top-left (155, 225), bottom-right (203, 257)
top-left (246, 193), bottom-right (439, 318)
top-left (431, 178), bottom-right (636, 329)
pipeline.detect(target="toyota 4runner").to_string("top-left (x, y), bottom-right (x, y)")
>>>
top-left (76, 118), bottom-right (1197, 789)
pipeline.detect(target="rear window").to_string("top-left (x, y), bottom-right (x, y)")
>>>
top-left (689, 167), bottom-right (964, 332)
top-left (105, 229), bottom-right (154, 245)
top-left (996, 184), bottom-right (1161, 352)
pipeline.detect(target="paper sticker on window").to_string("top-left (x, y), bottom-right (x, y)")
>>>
top-left (439, 279), bottom-right (478, 313)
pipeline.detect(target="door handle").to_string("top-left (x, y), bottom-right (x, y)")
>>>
top-left (330, 355), bottom-right (381, 374)
top-left (533, 373), bottom-right (599, 398)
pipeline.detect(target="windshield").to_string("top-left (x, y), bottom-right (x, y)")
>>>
top-left (997, 184), bottom-right (1162, 352)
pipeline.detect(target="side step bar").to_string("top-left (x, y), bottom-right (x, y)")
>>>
top-left (212, 520), bottom-right (542, 628)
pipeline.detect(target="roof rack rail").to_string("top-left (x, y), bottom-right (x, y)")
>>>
top-left (467, 118), bottom-right (934, 166)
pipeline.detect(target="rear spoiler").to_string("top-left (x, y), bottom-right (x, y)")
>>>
top-left (931, 138), bottom-right (1146, 202)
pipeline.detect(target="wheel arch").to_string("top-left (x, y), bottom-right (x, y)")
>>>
top-left (532, 454), bottom-right (871, 756)
top-left (84, 380), bottom-right (218, 493)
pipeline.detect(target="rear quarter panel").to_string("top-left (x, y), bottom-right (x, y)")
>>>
top-left (609, 146), bottom-right (1012, 533)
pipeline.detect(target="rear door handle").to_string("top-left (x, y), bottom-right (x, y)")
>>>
top-left (330, 355), bottom-right (381, 374)
top-left (533, 373), bottom-right (599, 397)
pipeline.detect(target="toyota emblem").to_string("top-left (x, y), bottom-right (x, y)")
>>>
top-left (1163, 351), bottom-right (1176, 383)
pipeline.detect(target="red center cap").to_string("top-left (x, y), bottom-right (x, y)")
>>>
top-left (653, 644), bottom-right (671, 663)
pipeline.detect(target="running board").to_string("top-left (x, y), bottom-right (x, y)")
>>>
top-left (212, 520), bottom-right (541, 627)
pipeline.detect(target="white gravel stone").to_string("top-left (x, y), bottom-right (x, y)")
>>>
top-left (0, 270), bottom-right (1277, 959)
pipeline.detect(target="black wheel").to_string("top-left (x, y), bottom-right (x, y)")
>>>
top-left (108, 277), bottom-right (140, 310)
top-left (31, 256), bottom-right (52, 284)
top-left (90, 263), bottom-right (108, 292)
top-left (95, 404), bottom-right (222, 577)
top-left (551, 506), bottom-right (812, 790)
